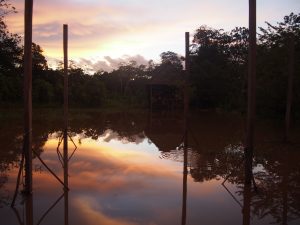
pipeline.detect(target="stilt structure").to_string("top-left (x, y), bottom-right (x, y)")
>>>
top-left (245, 0), bottom-right (256, 185)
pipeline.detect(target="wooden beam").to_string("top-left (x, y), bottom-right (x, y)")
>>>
top-left (24, 0), bottom-right (33, 195)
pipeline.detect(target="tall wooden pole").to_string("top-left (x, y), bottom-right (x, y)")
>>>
top-left (63, 24), bottom-right (69, 225)
top-left (63, 24), bottom-right (68, 144)
top-left (181, 32), bottom-right (190, 225)
top-left (184, 32), bottom-right (190, 146)
top-left (245, 0), bottom-right (256, 185)
top-left (284, 34), bottom-right (295, 142)
top-left (24, 0), bottom-right (33, 195)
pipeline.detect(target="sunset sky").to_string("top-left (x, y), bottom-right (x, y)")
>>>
top-left (4, 0), bottom-right (300, 72)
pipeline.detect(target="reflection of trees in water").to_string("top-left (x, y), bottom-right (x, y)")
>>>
top-left (70, 111), bottom-right (148, 144)
top-left (0, 110), bottom-right (151, 207)
top-left (1, 109), bottom-right (300, 224)
top-left (189, 143), bottom-right (245, 182)
top-left (0, 115), bottom-right (23, 206)
top-left (250, 144), bottom-right (300, 224)
top-left (185, 141), bottom-right (300, 224)
top-left (0, 164), bottom-right (9, 207)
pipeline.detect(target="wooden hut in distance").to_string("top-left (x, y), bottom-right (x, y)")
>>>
top-left (148, 55), bottom-right (185, 111)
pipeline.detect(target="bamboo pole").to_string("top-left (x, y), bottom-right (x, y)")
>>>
top-left (284, 34), bottom-right (295, 142)
top-left (245, 0), bottom-right (256, 185)
top-left (24, 0), bottom-right (33, 195)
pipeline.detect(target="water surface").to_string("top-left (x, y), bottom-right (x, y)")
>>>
top-left (0, 109), bottom-right (299, 225)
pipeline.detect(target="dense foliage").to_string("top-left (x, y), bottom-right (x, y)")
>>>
top-left (0, 1), bottom-right (299, 117)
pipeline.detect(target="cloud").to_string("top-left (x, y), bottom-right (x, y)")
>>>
top-left (76, 54), bottom-right (149, 73)
top-left (5, 0), bottom-right (298, 63)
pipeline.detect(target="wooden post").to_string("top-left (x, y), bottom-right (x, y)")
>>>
top-left (184, 32), bottom-right (190, 146)
top-left (63, 24), bottom-right (69, 225)
top-left (63, 24), bottom-right (68, 142)
top-left (284, 34), bottom-right (295, 142)
top-left (24, 0), bottom-right (33, 195)
top-left (181, 32), bottom-right (190, 225)
top-left (63, 24), bottom-right (68, 168)
top-left (245, 0), bottom-right (256, 185)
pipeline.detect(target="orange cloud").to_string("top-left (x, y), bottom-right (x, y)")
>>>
top-left (5, 0), bottom-right (297, 70)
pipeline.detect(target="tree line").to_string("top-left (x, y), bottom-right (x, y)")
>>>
top-left (0, 1), bottom-right (299, 117)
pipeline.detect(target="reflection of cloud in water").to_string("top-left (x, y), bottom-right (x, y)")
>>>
top-left (74, 197), bottom-right (138, 225)
top-left (102, 129), bottom-right (120, 142)
top-left (59, 129), bottom-right (147, 145)
top-left (101, 129), bottom-right (146, 145)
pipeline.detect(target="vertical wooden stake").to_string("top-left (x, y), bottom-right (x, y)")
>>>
top-left (184, 32), bottom-right (190, 146)
top-left (284, 34), bottom-right (295, 142)
top-left (63, 24), bottom-right (68, 141)
top-left (63, 24), bottom-right (69, 225)
top-left (24, 0), bottom-right (33, 195)
top-left (181, 32), bottom-right (190, 225)
top-left (245, 0), bottom-right (256, 185)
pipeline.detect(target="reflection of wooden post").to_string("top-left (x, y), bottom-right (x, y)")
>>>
top-left (281, 162), bottom-right (288, 225)
top-left (63, 24), bottom-right (69, 225)
top-left (26, 194), bottom-right (33, 225)
top-left (245, 0), bottom-right (256, 185)
top-left (242, 177), bottom-right (251, 225)
top-left (181, 146), bottom-right (188, 225)
top-left (24, 0), bottom-right (33, 195)
top-left (285, 34), bottom-right (295, 142)
top-left (184, 32), bottom-right (190, 146)
top-left (64, 157), bottom-right (69, 225)
top-left (150, 85), bottom-right (153, 113)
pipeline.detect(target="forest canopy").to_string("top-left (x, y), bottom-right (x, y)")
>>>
top-left (0, 1), bottom-right (299, 118)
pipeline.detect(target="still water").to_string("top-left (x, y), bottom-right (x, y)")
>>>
top-left (0, 109), bottom-right (299, 225)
